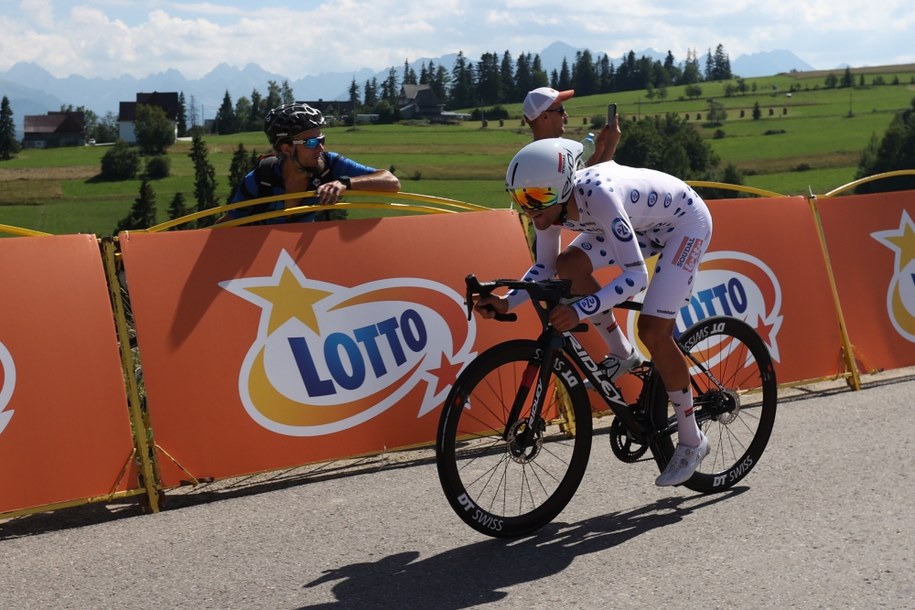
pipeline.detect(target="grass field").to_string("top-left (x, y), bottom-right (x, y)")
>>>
top-left (2, 65), bottom-right (914, 236)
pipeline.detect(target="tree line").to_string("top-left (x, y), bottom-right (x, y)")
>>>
top-left (208, 45), bottom-right (736, 134)
top-left (363, 44), bottom-right (734, 110)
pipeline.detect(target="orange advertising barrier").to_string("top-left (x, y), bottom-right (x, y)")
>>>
top-left (696, 197), bottom-right (845, 383)
top-left (0, 234), bottom-right (137, 515)
top-left (815, 190), bottom-right (915, 371)
top-left (591, 197), bottom-right (846, 387)
top-left (119, 211), bottom-right (541, 486)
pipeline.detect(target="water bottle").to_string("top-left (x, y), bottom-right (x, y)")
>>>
top-left (580, 132), bottom-right (595, 161)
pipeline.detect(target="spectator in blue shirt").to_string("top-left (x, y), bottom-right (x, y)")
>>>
top-left (226, 102), bottom-right (400, 224)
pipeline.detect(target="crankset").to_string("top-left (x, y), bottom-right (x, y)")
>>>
top-left (609, 416), bottom-right (650, 463)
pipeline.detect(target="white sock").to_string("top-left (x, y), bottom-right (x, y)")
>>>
top-left (590, 310), bottom-right (632, 358)
top-left (668, 388), bottom-right (701, 447)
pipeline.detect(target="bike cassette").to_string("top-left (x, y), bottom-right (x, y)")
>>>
top-left (609, 417), bottom-right (649, 463)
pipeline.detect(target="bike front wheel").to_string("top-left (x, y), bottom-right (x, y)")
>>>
top-left (652, 316), bottom-right (778, 493)
top-left (436, 339), bottom-right (592, 538)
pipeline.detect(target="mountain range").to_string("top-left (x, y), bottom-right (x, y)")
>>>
top-left (0, 42), bottom-right (815, 135)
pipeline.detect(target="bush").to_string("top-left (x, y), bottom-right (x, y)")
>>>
top-left (471, 105), bottom-right (509, 121)
top-left (100, 141), bottom-right (140, 180)
top-left (145, 155), bottom-right (171, 179)
top-left (590, 114), bottom-right (607, 130)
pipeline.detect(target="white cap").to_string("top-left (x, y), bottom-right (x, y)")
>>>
top-left (522, 87), bottom-right (575, 121)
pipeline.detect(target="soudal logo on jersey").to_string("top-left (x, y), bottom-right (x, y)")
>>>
top-left (676, 251), bottom-right (784, 362)
top-left (220, 250), bottom-right (476, 436)
top-left (872, 210), bottom-right (915, 342)
top-left (0, 340), bottom-right (15, 438)
top-left (673, 236), bottom-right (704, 273)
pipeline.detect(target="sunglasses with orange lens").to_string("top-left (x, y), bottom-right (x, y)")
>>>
top-left (508, 186), bottom-right (559, 211)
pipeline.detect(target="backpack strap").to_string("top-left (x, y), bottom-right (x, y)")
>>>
top-left (255, 155), bottom-right (282, 199)
top-left (234, 155), bottom-right (282, 220)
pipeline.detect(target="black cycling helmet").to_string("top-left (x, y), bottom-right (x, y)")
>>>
top-left (264, 102), bottom-right (326, 147)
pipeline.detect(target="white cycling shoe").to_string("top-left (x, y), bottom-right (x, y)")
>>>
top-left (655, 432), bottom-right (709, 487)
top-left (599, 348), bottom-right (642, 382)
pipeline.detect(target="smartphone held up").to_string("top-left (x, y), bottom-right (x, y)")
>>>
top-left (608, 103), bottom-right (618, 125)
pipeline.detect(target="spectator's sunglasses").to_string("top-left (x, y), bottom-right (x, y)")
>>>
top-left (292, 135), bottom-right (326, 149)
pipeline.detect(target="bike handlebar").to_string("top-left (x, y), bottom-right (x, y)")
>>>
top-left (464, 274), bottom-right (520, 322)
top-left (464, 274), bottom-right (642, 324)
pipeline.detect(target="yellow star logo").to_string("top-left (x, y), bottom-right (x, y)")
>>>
top-left (220, 250), bottom-right (335, 336)
top-left (244, 267), bottom-right (333, 334)
top-left (873, 211), bottom-right (915, 272)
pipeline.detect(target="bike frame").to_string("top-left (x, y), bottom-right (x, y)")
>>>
top-left (498, 312), bottom-right (661, 451)
top-left (465, 274), bottom-right (726, 457)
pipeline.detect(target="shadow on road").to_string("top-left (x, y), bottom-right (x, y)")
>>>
top-left (299, 487), bottom-right (748, 609)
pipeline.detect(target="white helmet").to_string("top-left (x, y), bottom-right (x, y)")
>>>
top-left (506, 138), bottom-right (583, 210)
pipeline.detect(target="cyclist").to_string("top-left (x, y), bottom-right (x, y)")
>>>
top-left (523, 86), bottom-right (618, 165)
top-left (476, 138), bottom-right (713, 486)
top-left (224, 102), bottom-right (400, 224)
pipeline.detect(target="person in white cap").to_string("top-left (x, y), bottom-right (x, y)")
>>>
top-left (522, 86), bottom-right (619, 166)
top-left (522, 86), bottom-right (576, 140)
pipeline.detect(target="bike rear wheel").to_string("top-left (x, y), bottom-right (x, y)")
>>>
top-left (436, 339), bottom-right (592, 538)
top-left (651, 316), bottom-right (777, 492)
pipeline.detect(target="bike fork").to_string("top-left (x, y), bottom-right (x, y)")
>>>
top-left (503, 333), bottom-right (561, 443)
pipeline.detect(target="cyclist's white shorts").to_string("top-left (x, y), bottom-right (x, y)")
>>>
top-left (569, 212), bottom-right (713, 320)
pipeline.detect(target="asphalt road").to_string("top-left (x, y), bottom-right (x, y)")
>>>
top-left (2, 370), bottom-right (914, 609)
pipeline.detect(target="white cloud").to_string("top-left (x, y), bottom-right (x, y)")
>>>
top-left (0, 0), bottom-right (912, 79)
top-left (18, 0), bottom-right (55, 29)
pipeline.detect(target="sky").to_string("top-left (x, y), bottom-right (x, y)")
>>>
top-left (1, 0), bottom-right (913, 80)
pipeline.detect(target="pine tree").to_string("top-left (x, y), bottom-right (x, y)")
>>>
top-left (402, 59), bottom-right (417, 85)
top-left (176, 92), bottom-right (188, 137)
top-left (0, 96), bottom-right (20, 161)
top-left (167, 192), bottom-right (190, 229)
top-left (500, 51), bottom-right (515, 103)
top-left (214, 90), bottom-right (239, 135)
top-left (383, 68), bottom-right (399, 105)
top-left (363, 78), bottom-right (378, 108)
top-left (249, 89), bottom-right (264, 130)
top-left (712, 44), bottom-right (732, 81)
top-left (449, 51), bottom-right (475, 109)
top-left (227, 143), bottom-right (253, 200)
top-left (114, 179), bottom-right (157, 233)
top-left (348, 78), bottom-right (361, 113)
top-left (431, 65), bottom-right (450, 102)
top-left (281, 80), bottom-right (295, 105)
top-left (556, 58), bottom-right (572, 91)
top-left (514, 53), bottom-right (532, 100)
top-left (572, 50), bottom-right (598, 96)
top-left (475, 52), bottom-right (501, 105)
top-left (189, 134), bottom-right (219, 227)
top-left (265, 81), bottom-right (282, 112)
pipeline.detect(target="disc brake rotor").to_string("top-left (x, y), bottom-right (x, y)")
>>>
top-left (506, 418), bottom-right (545, 463)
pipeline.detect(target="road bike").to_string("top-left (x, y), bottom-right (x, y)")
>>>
top-left (435, 275), bottom-right (777, 538)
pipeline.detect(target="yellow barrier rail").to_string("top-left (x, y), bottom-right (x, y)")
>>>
top-left (142, 191), bottom-right (496, 233)
top-left (686, 181), bottom-right (788, 198)
top-left (821, 169), bottom-right (915, 198)
top-left (0, 224), bottom-right (52, 238)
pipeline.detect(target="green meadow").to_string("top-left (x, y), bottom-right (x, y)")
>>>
top-left (2, 65), bottom-right (914, 236)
